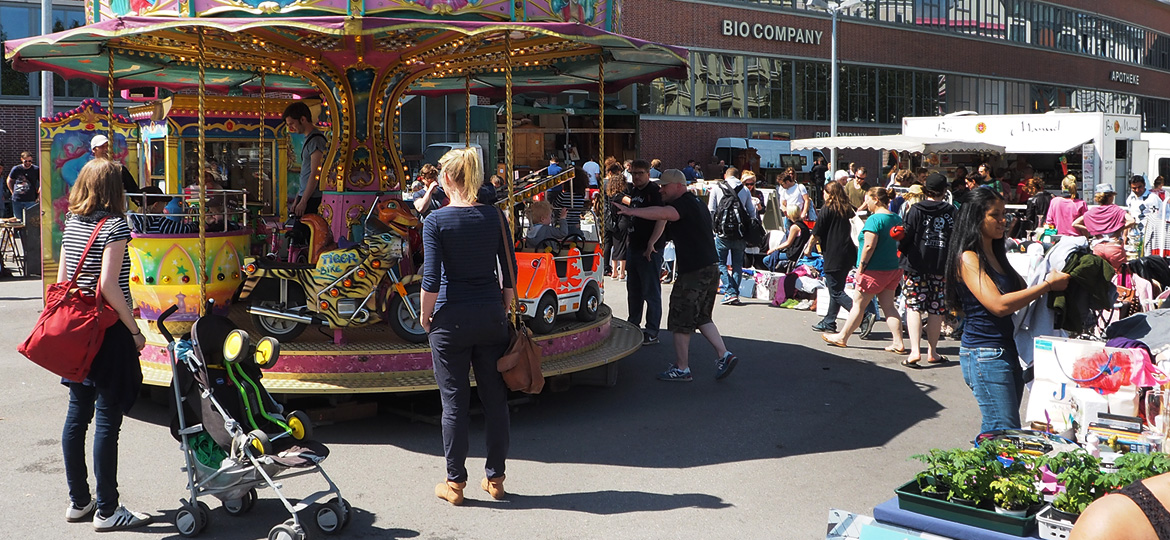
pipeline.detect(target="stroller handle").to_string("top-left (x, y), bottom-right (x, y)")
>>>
top-left (157, 304), bottom-right (180, 344)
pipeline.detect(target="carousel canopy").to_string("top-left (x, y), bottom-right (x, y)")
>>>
top-left (4, 16), bottom-right (688, 97)
top-left (791, 135), bottom-right (1006, 155)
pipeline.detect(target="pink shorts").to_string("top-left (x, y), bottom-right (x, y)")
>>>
top-left (856, 269), bottom-right (904, 294)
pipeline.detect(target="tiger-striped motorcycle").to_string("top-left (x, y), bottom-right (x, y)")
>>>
top-left (237, 199), bottom-right (426, 344)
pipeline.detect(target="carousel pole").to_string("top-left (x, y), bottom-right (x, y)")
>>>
top-left (107, 52), bottom-right (115, 142)
top-left (259, 71), bottom-right (267, 215)
top-left (597, 55), bottom-right (606, 249)
top-left (196, 29), bottom-right (209, 316)
top-left (504, 34), bottom-right (515, 232)
top-left (465, 75), bottom-right (472, 149)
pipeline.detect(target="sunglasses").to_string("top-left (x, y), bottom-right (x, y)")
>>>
top-left (743, 182), bottom-right (755, 187)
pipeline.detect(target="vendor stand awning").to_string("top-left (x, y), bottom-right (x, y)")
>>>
top-left (998, 133), bottom-right (1091, 155)
top-left (791, 135), bottom-right (1005, 154)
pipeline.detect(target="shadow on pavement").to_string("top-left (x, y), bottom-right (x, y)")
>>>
top-left (469, 490), bottom-right (730, 514)
top-left (142, 499), bottom-right (417, 540)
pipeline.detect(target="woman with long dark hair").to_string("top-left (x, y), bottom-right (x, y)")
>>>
top-left (601, 162), bottom-right (628, 279)
top-left (421, 147), bottom-right (516, 505)
top-left (807, 182), bottom-right (856, 333)
top-left (945, 188), bottom-right (1069, 433)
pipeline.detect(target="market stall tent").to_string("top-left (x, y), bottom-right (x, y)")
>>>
top-left (790, 134), bottom-right (1005, 154)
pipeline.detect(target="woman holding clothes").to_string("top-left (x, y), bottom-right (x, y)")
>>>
top-left (59, 159), bottom-right (151, 531)
top-left (945, 188), bottom-right (1070, 433)
top-left (807, 182), bottom-right (857, 334)
top-left (419, 147), bottom-right (516, 506)
top-left (822, 187), bottom-right (905, 351)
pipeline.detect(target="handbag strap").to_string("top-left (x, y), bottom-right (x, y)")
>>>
top-left (65, 216), bottom-right (112, 311)
top-left (497, 209), bottom-right (520, 326)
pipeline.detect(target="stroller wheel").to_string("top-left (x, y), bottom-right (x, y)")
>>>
top-left (286, 410), bottom-right (313, 440)
top-left (254, 337), bottom-right (281, 369)
top-left (223, 329), bottom-right (253, 365)
top-left (175, 503), bottom-right (208, 537)
top-left (222, 489), bottom-right (254, 517)
top-left (331, 497), bottom-right (352, 529)
top-left (269, 520), bottom-right (306, 540)
top-left (312, 502), bottom-right (345, 535)
top-left (247, 429), bottom-right (273, 455)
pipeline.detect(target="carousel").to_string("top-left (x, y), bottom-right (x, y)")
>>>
top-left (6, 0), bottom-right (687, 393)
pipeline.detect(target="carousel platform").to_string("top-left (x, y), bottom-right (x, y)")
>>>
top-left (139, 304), bottom-right (641, 394)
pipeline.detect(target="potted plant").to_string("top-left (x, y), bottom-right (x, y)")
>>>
top-left (912, 448), bottom-right (958, 499)
top-left (990, 473), bottom-right (1040, 517)
top-left (1041, 451), bottom-right (1105, 522)
top-left (947, 448), bottom-right (996, 507)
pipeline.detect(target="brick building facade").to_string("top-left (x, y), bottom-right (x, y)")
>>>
top-left (622, 0), bottom-right (1170, 178)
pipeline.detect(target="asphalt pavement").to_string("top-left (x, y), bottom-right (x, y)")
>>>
top-left (0, 274), bottom-right (991, 539)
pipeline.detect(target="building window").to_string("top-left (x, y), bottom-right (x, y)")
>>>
top-left (744, 57), bottom-right (792, 120)
top-left (693, 53), bottom-right (744, 118)
top-left (638, 77), bottom-right (691, 116)
top-left (794, 61), bottom-right (829, 122)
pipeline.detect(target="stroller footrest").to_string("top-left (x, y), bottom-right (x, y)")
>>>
top-left (178, 424), bottom-right (204, 436)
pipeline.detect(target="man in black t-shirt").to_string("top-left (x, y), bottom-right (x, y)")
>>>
top-left (614, 169), bottom-right (739, 382)
top-left (620, 159), bottom-right (667, 345)
top-left (8, 151), bottom-right (39, 223)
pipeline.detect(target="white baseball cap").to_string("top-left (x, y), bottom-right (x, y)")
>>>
top-left (90, 134), bottom-right (110, 150)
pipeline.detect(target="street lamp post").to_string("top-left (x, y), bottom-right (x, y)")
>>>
top-left (811, 0), bottom-right (860, 173)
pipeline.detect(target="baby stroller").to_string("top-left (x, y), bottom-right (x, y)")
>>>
top-left (159, 303), bottom-right (350, 539)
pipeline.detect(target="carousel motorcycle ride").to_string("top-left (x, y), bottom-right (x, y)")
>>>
top-left (238, 197), bottom-right (427, 343)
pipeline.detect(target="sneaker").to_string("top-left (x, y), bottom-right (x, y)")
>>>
top-left (66, 499), bottom-right (96, 522)
top-left (93, 506), bottom-right (152, 532)
top-left (721, 295), bottom-right (739, 305)
top-left (641, 332), bottom-right (659, 346)
top-left (657, 365), bottom-right (693, 382)
top-left (859, 312), bottom-right (878, 339)
top-left (811, 321), bottom-right (838, 333)
top-left (779, 298), bottom-right (799, 309)
top-left (794, 299), bottom-right (812, 310)
top-left (715, 351), bottom-right (739, 380)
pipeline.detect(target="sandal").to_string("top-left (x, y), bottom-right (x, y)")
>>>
top-left (927, 355), bottom-right (950, 364)
top-left (884, 345), bottom-right (909, 354)
top-left (821, 334), bottom-right (848, 348)
top-left (901, 357), bottom-right (922, 368)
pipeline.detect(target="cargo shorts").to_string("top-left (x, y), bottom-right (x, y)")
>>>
top-left (667, 264), bottom-right (720, 334)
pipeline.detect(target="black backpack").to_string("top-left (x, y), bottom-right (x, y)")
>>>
top-left (713, 181), bottom-right (749, 240)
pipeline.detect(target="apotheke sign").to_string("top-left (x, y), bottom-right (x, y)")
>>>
top-left (722, 20), bottom-right (824, 45)
top-left (1110, 71), bottom-right (1140, 86)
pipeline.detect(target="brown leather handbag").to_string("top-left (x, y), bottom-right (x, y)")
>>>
top-left (495, 209), bottom-right (544, 393)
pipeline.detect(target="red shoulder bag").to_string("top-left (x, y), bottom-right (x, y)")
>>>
top-left (18, 217), bottom-right (121, 382)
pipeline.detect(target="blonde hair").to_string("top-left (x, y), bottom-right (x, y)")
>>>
top-left (526, 200), bottom-right (553, 224)
top-left (741, 170), bottom-right (757, 183)
top-left (903, 189), bottom-right (924, 207)
top-left (1061, 174), bottom-right (1078, 197)
top-left (438, 147), bottom-right (483, 203)
top-left (1094, 191), bottom-right (1116, 205)
top-left (68, 159), bottom-right (126, 216)
top-left (785, 204), bottom-right (800, 222)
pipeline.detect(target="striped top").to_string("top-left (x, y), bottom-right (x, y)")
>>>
top-left (61, 213), bottom-right (133, 310)
top-left (422, 205), bottom-right (516, 313)
top-left (550, 187), bottom-right (586, 230)
top-left (129, 213), bottom-right (195, 235)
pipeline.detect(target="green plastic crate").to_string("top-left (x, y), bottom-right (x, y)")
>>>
top-left (895, 480), bottom-right (1038, 537)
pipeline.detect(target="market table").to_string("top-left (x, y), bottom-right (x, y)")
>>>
top-left (0, 220), bottom-right (24, 276)
top-left (872, 498), bottom-right (1043, 540)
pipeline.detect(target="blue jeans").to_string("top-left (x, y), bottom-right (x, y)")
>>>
top-left (762, 251), bottom-right (790, 272)
top-left (428, 303), bottom-right (511, 483)
top-left (626, 249), bottom-right (664, 337)
top-left (715, 237), bottom-right (745, 298)
top-left (13, 200), bottom-right (36, 223)
top-left (959, 346), bottom-right (1024, 434)
top-left (63, 382), bottom-right (124, 516)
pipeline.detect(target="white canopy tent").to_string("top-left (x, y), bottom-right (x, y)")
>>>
top-left (790, 134), bottom-right (1005, 154)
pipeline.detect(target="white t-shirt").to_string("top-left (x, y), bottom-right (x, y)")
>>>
top-left (582, 160), bottom-right (601, 187)
top-left (778, 183), bottom-right (816, 220)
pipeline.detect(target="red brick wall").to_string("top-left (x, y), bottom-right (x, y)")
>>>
top-left (624, 0), bottom-right (1170, 95)
top-left (0, 104), bottom-right (39, 172)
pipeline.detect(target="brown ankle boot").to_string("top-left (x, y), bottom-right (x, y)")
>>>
top-left (435, 480), bottom-right (466, 505)
top-left (481, 475), bottom-right (506, 500)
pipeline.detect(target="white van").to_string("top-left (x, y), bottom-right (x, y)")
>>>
top-left (422, 142), bottom-right (485, 172)
top-left (1141, 132), bottom-right (1170, 182)
top-left (713, 137), bottom-right (823, 175)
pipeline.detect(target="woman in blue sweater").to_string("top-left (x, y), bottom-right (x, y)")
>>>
top-left (420, 147), bottom-right (517, 505)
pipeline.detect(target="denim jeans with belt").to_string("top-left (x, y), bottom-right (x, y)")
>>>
top-left (428, 302), bottom-right (511, 483)
top-left (714, 237), bottom-right (745, 297)
top-left (959, 346), bottom-right (1024, 433)
top-left (63, 382), bottom-right (124, 516)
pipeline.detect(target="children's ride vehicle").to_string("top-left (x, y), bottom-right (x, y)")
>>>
top-left (515, 233), bottom-right (604, 334)
top-left (239, 199), bottom-right (426, 344)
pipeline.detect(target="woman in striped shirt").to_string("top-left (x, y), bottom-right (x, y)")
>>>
top-left (58, 159), bottom-right (152, 531)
